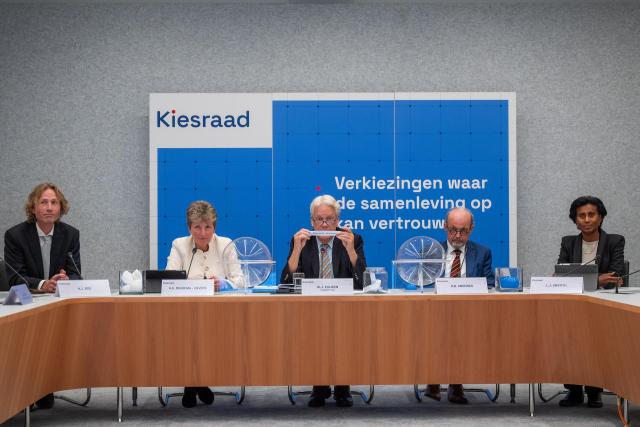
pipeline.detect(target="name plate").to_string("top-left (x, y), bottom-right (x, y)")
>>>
top-left (301, 278), bottom-right (353, 295)
top-left (530, 276), bottom-right (583, 294)
top-left (308, 230), bottom-right (338, 237)
top-left (435, 277), bottom-right (489, 294)
top-left (161, 279), bottom-right (214, 296)
top-left (3, 284), bottom-right (33, 305)
top-left (57, 280), bottom-right (111, 298)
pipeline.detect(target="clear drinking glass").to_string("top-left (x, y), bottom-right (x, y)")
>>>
top-left (363, 267), bottom-right (388, 293)
top-left (119, 269), bottom-right (144, 295)
top-left (495, 267), bottom-right (523, 292)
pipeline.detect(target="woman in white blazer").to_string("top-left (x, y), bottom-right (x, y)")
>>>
top-left (165, 200), bottom-right (243, 408)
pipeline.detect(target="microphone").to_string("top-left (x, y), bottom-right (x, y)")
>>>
top-left (0, 256), bottom-right (31, 289)
top-left (558, 255), bottom-right (600, 277)
top-left (67, 252), bottom-right (83, 280)
top-left (186, 247), bottom-right (197, 277)
top-left (614, 267), bottom-right (640, 294)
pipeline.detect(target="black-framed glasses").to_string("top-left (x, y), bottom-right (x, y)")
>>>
top-left (312, 216), bottom-right (337, 225)
top-left (446, 227), bottom-right (470, 236)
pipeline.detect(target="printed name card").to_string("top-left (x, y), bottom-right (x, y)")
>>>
top-left (301, 278), bottom-right (353, 296)
top-left (308, 230), bottom-right (338, 237)
top-left (161, 279), bottom-right (214, 296)
top-left (57, 280), bottom-right (112, 298)
top-left (3, 284), bottom-right (33, 305)
top-left (435, 277), bottom-right (489, 294)
top-left (529, 277), bottom-right (583, 294)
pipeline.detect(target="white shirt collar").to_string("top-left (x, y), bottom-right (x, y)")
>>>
top-left (316, 236), bottom-right (334, 250)
top-left (191, 234), bottom-right (217, 253)
top-left (36, 223), bottom-right (54, 238)
top-left (447, 241), bottom-right (466, 255)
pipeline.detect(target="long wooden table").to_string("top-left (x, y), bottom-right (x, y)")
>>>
top-left (1, 292), bottom-right (640, 422)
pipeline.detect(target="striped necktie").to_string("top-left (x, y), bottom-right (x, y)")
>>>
top-left (320, 243), bottom-right (333, 279)
top-left (450, 249), bottom-right (462, 278)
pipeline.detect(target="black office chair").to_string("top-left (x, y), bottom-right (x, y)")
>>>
top-left (0, 261), bottom-right (10, 291)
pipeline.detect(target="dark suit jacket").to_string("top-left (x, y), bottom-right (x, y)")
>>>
top-left (280, 231), bottom-right (367, 290)
top-left (558, 229), bottom-right (625, 281)
top-left (3, 221), bottom-right (81, 289)
top-left (442, 239), bottom-right (495, 286)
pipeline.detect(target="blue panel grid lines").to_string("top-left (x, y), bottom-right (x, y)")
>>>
top-left (157, 148), bottom-right (272, 269)
top-left (273, 99), bottom-right (510, 285)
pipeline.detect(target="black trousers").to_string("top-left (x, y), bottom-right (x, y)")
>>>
top-left (565, 384), bottom-right (602, 396)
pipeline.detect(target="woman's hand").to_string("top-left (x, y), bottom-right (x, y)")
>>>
top-left (208, 275), bottom-right (230, 292)
top-left (598, 272), bottom-right (622, 288)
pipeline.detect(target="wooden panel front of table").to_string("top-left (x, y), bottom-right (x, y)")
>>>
top-left (1, 294), bottom-right (639, 421)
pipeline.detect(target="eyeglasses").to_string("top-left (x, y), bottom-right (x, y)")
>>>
top-left (446, 227), bottom-right (470, 236)
top-left (312, 216), bottom-right (337, 225)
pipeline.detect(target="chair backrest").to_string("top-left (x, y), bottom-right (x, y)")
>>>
top-left (0, 260), bottom-right (10, 291)
top-left (623, 260), bottom-right (630, 288)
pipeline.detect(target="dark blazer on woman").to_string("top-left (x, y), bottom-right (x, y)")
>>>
top-left (3, 221), bottom-right (81, 289)
top-left (557, 229), bottom-right (625, 284)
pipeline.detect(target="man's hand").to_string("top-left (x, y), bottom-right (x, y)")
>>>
top-left (42, 269), bottom-right (69, 293)
top-left (336, 227), bottom-right (358, 267)
top-left (292, 228), bottom-right (311, 252)
top-left (336, 228), bottom-right (355, 253)
top-left (287, 228), bottom-right (312, 275)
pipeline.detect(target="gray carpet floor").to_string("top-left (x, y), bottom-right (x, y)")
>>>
top-left (2, 384), bottom-right (636, 426)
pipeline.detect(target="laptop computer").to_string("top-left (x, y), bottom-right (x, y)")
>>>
top-left (554, 263), bottom-right (599, 291)
top-left (143, 270), bottom-right (186, 293)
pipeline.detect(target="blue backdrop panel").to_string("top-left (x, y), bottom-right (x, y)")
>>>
top-left (273, 100), bottom-right (395, 277)
top-left (157, 148), bottom-right (272, 270)
top-left (155, 96), bottom-right (511, 288)
top-left (273, 99), bottom-right (509, 285)
top-left (394, 100), bottom-right (508, 285)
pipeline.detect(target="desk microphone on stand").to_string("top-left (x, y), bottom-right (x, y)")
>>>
top-left (67, 252), bottom-right (83, 280)
top-left (186, 247), bottom-right (197, 277)
top-left (615, 268), bottom-right (640, 294)
top-left (0, 256), bottom-right (32, 289)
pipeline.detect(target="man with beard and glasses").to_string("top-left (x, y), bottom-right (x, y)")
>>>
top-left (424, 207), bottom-right (494, 405)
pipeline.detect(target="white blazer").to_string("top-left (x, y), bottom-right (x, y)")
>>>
top-left (165, 234), bottom-right (244, 288)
